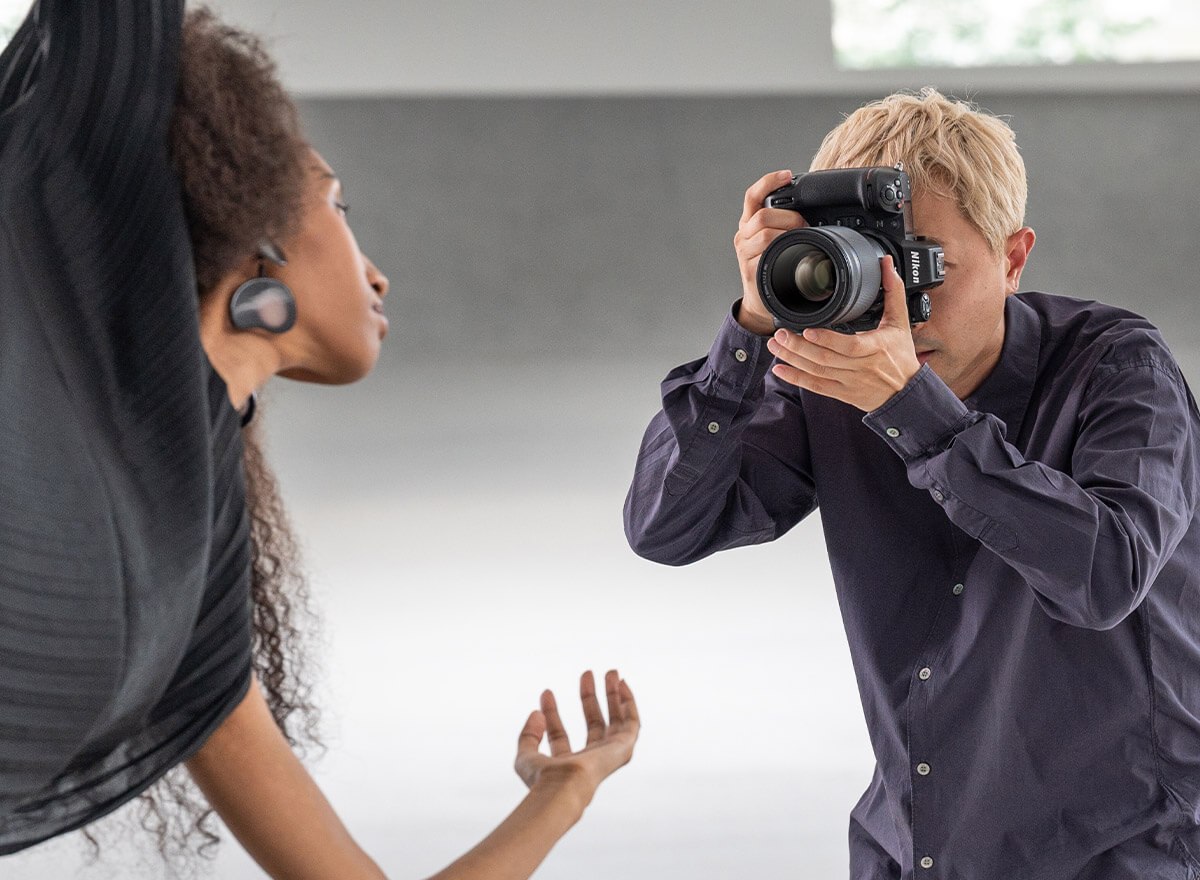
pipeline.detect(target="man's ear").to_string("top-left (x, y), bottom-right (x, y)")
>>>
top-left (1004, 227), bottom-right (1036, 294)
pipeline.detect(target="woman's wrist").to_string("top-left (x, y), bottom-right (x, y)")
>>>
top-left (528, 762), bottom-right (596, 824)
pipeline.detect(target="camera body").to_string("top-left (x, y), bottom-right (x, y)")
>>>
top-left (757, 165), bottom-right (944, 333)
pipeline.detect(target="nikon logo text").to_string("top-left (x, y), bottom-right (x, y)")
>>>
top-left (910, 252), bottom-right (921, 285)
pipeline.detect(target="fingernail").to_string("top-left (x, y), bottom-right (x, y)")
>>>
top-left (779, 169), bottom-right (793, 179)
top-left (774, 329), bottom-right (788, 342)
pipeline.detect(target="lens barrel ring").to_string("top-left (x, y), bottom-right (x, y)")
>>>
top-left (757, 225), bottom-right (888, 332)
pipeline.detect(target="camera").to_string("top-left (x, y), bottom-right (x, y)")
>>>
top-left (756, 165), bottom-right (944, 333)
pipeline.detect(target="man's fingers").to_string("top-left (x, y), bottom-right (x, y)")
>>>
top-left (738, 208), bottom-right (807, 240)
top-left (878, 256), bottom-right (911, 329)
top-left (771, 327), bottom-right (862, 364)
top-left (735, 211), bottom-right (807, 262)
top-left (772, 347), bottom-right (858, 387)
top-left (741, 169), bottom-right (794, 223)
top-left (772, 361), bottom-right (841, 398)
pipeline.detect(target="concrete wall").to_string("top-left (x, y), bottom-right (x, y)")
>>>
top-left (298, 91), bottom-right (1200, 379)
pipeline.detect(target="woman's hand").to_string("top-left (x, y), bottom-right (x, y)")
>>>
top-left (514, 670), bottom-right (639, 805)
top-left (424, 671), bottom-right (638, 880)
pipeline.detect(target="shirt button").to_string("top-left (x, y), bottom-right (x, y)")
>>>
top-left (885, 427), bottom-right (900, 438)
top-left (707, 421), bottom-right (720, 434)
top-left (921, 856), bottom-right (935, 869)
top-left (734, 348), bottom-right (748, 362)
top-left (953, 583), bottom-right (965, 595)
top-left (931, 489), bottom-right (945, 502)
top-left (918, 667), bottom-right (932, 681)
top-left (917, 762), bottom-right (931, 776)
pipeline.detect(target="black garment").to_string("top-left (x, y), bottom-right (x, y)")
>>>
top-left (0, 0), bottom-right (252, 852)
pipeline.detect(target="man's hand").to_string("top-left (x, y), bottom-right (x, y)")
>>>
top-left (733, 169), bottom-right (805, 336)
top-left (766, 256), bottom-right (922, 412)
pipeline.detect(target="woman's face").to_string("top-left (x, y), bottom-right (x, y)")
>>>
top-left (273, 150), bottom-right (390, 385)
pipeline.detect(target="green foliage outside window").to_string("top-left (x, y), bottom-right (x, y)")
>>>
top-left (833, 0), bottom-right (1198, 68)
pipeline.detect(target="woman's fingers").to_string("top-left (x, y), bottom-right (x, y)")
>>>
top-left (516, 710), bottom-right (545, 756)
top-left (522, 672), bottom-right (639, 764)
top-left (580, 671), bottom-right (607, 746)
top-left (541, 688), bottom-right (572, 757)
top-left (618, 678), bottom-right (639, 728)
top-left (603, 670), bottom-right (624, 725)
top-left (513, 710), bottom-right (546, 788)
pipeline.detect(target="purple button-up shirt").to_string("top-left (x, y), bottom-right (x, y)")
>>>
top-left (625, 292), bottom-right (1200, 879)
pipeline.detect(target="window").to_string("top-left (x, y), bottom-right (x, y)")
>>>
top-left (832, 0), bottom-right (1200, 69)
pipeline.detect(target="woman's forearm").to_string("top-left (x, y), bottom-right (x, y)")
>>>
top-left (428, 765), bottom-right (593, 880)
top-left (188, 673), bottom-right (632, 880)
top-left (186, 679), bottom-right (388, 880)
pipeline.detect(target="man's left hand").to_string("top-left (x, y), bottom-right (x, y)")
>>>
top-left (766, 255), bottom-right (922, 412)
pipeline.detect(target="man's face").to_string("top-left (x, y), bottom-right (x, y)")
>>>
top-left (907, 190), bottom-right (1031, 399)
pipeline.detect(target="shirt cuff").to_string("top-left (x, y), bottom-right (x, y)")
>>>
top-left (862, 364), bottom-right (979, 462)
top-left (700, 300), bottom-right (775, 396)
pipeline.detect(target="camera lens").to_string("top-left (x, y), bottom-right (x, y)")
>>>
top-left (791, 251), bottom-right (835, 303)
top-left (757, 226), bottom-right (887, 331)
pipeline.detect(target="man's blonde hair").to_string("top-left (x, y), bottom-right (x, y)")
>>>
top-left (810, 89), bottom-right (1026, 254)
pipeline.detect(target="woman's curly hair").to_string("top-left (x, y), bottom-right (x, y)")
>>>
top-left (170, 7), bottom-right (309, 292)
top-left (84, 7), bottom-right (325, 868)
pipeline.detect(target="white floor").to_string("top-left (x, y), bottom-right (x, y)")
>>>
top-left (5, 353), bottom-right (875, 879)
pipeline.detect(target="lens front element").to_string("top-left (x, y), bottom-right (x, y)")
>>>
top-left (792, 251), bottom-right (835, 303)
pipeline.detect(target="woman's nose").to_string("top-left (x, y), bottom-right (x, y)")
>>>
top-left (365, 255), bottom-right (389, 297)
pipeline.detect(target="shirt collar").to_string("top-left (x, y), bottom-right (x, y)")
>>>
top-left (961, 294), bottom-right (1041, 439)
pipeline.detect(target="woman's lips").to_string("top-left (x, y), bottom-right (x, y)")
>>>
top-left (371, 302), bottom-right (389, 336)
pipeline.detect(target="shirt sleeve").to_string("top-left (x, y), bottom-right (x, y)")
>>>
top-left (1, 0), bottom-right (210, 610)
top-left (863, 360), bottom-right (1200, 630)
top-left (624, 303), bottom-right (820, 565)
top-left (29, 0), bottom-right (181, 149)
top-left (0, 0), bottom-right (219, 832)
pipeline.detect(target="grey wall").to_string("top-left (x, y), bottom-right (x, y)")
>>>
top-left (300, 91), bottom-right (1200, 379)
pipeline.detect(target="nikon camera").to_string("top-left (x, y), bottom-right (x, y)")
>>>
top-left (757, 165), bottom-right (944, 333)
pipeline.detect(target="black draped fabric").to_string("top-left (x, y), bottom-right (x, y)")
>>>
top-left (0, 0), bottom-right (252, 852)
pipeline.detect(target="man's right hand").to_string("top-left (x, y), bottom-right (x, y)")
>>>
top-left (733, 169), bottom-right (806, 336)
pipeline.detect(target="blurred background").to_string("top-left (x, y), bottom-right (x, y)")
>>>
top-left (4, 1), bottom-right (1200, 877)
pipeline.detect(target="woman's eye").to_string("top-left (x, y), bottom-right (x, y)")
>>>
top-left (335, 201), bottom-right (351, 216)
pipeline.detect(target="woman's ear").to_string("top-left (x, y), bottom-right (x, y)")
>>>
top-left (221, 242), bottom-right (296, 333)
top-left (229, 276), bottom-right (296, 333)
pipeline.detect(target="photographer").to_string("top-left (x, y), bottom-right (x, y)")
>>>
top-left (624, 89), bottom-right (1200, 877)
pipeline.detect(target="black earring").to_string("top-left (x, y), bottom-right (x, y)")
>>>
top-left (229, 242), bottom-right (296, 333)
